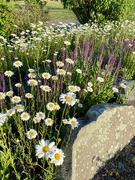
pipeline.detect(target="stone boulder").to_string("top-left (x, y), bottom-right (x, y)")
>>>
top-left (57, 103), bottom-right (135, 180)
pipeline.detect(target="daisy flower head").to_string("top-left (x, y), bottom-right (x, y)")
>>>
top-left (4, 70), bottom-right (14, 77)
top-left (16, 104), bottom-right (25, 112)
top-left (68, 117), bottom-right (79, 129)
top-left (15, 83), bottom-right (22, 88)
top-left (88, 82), bottom-right (93, 87)
top-left (76, 69), bottom-right (82, 74)
top-left (27, 79), bottom-right (38, 86)
top-left (28, 68), bottom-right (35, 73)
top-left (50, 148), bottom-right (65, 166)
top-left (65, 58), bottom-right (74, 64)
top-left (97, 77), bottom-right (104, 83)
top-left (40, 85), bottom-right (51, 92)
top-left (54, 103), bottom-right (60, 110)
top-left (0, 92), bottom-right (6, 100)
top-left (35, 139), bottom-right (55, 159)
top-left (67, 72), bottom-right (72, 76)
top-left (25, 93), bottom-right (33, 99)
top-left (120, 83), bottom-right (127, 89)
top-left (87, 86), bottom-right (93, 92)
top-left (26, 129), bottom-right (38, 139)
top-left (52, 76), bottom-right (58, 81)
top-left (0, 113), bottom-right (7, 126)
top-left (36, 112), bottom-right (45, 120)
top-left (33, 116), bottom-right (41, 124)
top-left (112, 87), bottom-right (119, 93)
top-left (62, 119), bottom-right (69, 124)
top-left (6, 91), bottom-right (13, 97)
top-left (20, 112), bottom-right (30, 121)
top-left (44, 118), bottom-right (53, 126)
top-left (7, 108), bottom-right (16, 116)
top-left (11, 96), bottom-right (21, 104)
top-left (13, 61), bottom-right (23, 68)
top-left (56, 61), bottom-right (64, 68)
top-left (68, 85), bottom-right (81, 92)
top-left (64, 40), bottom-right (71, 46)
top-left (56, 69), bottom-right (66, 76)
top-left (59, 92), bottom-right (76, 106)
top-left (46, 102), bottom-right (55, 111)
top-left (28, 72), bottom-right (37, 79)
top-left (42, 72), bottom-right (51, 79)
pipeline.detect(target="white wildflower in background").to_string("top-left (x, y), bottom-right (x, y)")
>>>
top-left (42, 72), bottom-right (51, 79)
top-left (76, 69), bottom-right (82, 74)
top-left (59, 92), bottom-right (76, 106)
top-left (64, 41), bottom-right (71, 46)
top-left (68, 117), bottom-right (79, 129)
top-left (35, 139), bottom-right (55, 159)
top-left (62, 119), bottom-right (69, 124)
top-left (33, 116), bottom-right (41, 124)
top-left (6, 91), bottom-right (13, 97)
top-left (87, 86), bottom-right (93, 92)
top-left (11, 96), bottom-right (21, 104)
top-left (4, 70), bottom-right (14, 77)
top-left (28, 73), bottom-right (37, 79)
top-left (36, 112), bottom-right (45, 120)
top-left (28, 68), bottom-right (35, 73)
top-left (13, 61), bottom-right (23, 68)
top-left (120, 83), bottom-right (127, 89)
top-left (25, 93), bottom-right (33, 99)
top-left (0, 113), bottom-right (7, 126)
top-left (112, 87), bottom-right (119, 93)
top-left (0, 92), bottom-right (6, 100)
top-left (57, 69), bottom-right (66, 75)
top-left (88, 82), bottom-right (93, 87)
top-left (44, 118), bottom-right (53, 126)
top-left (20, 112), bottom-right (30, 121)
top-left (52, 76), bottom-right (58, 81)
top-left (16, 104), bottom-right (25, 112)
top-left (40, 85), bottom-right (51, 92)
top-left (26, 129), bottom-right (38, 139)
top-left (68, 85), bottom-right (80, 92)
top-left (7, 108), bottom-right (16, 116)
top-left (67, 72), bottom-right (72, 76)
top-left (65, 58), bottom-right (74, 64)
top-left (15, 83), bottom-right (22, 88)
top-left (50, 148), bottom-right (65, 166)
top-left (97, 77), bottom-right (104, 83)
top-left (27, 79), bottom-right (38, 86)
top-left (54, 103), bottom-right (60, 110)
top-left (56, 61), bottom-right (64, 67)
top-left (46, 102), bottom-right (55, 111)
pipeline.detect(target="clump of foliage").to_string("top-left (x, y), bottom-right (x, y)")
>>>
top-left (61, 0), bottom-right (135, 24)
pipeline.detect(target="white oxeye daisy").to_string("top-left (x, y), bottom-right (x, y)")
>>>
top-left (28, 72), bottom-right (37, 79)
top-left (0, 113), bottom-right (7, 126)
top-left (62, 119), bottom-right (69, 124)
top-left (67, 72), bottom-right (72, 76)
top-left (120, 83), bottom-right (126, 89)
top-left (59, 92), bottom-right (76, 106)
top-left (35, 139), bottom-right (55, 159)
top-left (13, 61), bottom-right (23, 68)
top-left (40, 85), bottom-right (51, 92)
top-left (33, 116), bottom-right (41, 124)
top-left (45, 59), bottom-right (51, 63)
top-left (16, 104), bottom-right (25, 112)
top-left (76, 69), bottom-right (82, 74)
top-left (56, 61), bottom-right (64, 67)
top-left (112, 87), bottom-right (119, 93)
top-left (52, 76), bottom-right (58, 81)
top-left (65, 58), bottom-right (74, 64)
top-left (56, 69), bottom-right (66, 75)
top-left (26, 129), bottom-right (38, 139)
top-left (87, 86), bottom-right (93, 92)
top-left (20, 112), bottom-right (30, 121)
top-left (28, 68), bottom-right (35, 73)
top-left (6, 91), bottom-right (13, 97)
top-left (0, 92), bottom-right (6, 100)
top-left (97, 77), bottom-right (104, 83)
top-left (15, 83), bottom-right (22, 88)
top-left (50, 148), bottom-right (65, 166)
top-left (46, 102), bottom-right (55, 111)
top-left (68, 117), bottom-right (79, 129)
top-left (27, 79), bottom-right (38, 86)
top-left (4, 70), bottom-right (14, 77)
top-left (64, 41), bottom-right (71, 46)
top-left (54, 103), bottom-right (60, 110)
top-left (7, 108), bottom-right (16, 116)
top-left (25, 93), bottom-right (33, 99)
top-left (11, 96), bottom-right (21, 104)
top-left (88, 82), bottom-right (93, 87)
top-left (44, 118), bottom-right (53, 126)
top-left (36, 112), bottom-right (45, 120)
top-left (42, 72), bottom-right (51, 79)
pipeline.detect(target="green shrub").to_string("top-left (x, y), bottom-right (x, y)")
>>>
top-left (61, 0), bottom-right (135, 24)
top-left (0, 1), bottom-right (15, 36)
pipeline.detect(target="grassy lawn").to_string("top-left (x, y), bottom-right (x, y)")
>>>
top-left (46, 0), bottom-right (78, 23)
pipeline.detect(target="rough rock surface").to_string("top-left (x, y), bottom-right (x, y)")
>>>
top-left (57, 103), bottom-right (135, 180)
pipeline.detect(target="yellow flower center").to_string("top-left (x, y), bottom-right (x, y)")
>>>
top-left (30, 80), bottom-right (36, 85)
top-left (70, 87), bottom-right (75, 91)
top-left (49, 104), bottom-right (54, 108)
top-left (47, 119), bottom-right (51, 124)
top-left (14, 97), bottom-right (19, 101)
top-left (65, 96), bottom-right (71, 101)
top-left (23, 114), bottom-right (28, 119)
top-left (0, 94), bottom-right (3, 99)
top-left (71, 120), bottom-right (76, 125)
top-left (29, 131), bottom-right (35, 137)
top-left (43, 146), bottom-right (49, 152)
top-left (54, 153), bottom-right (61, 160)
